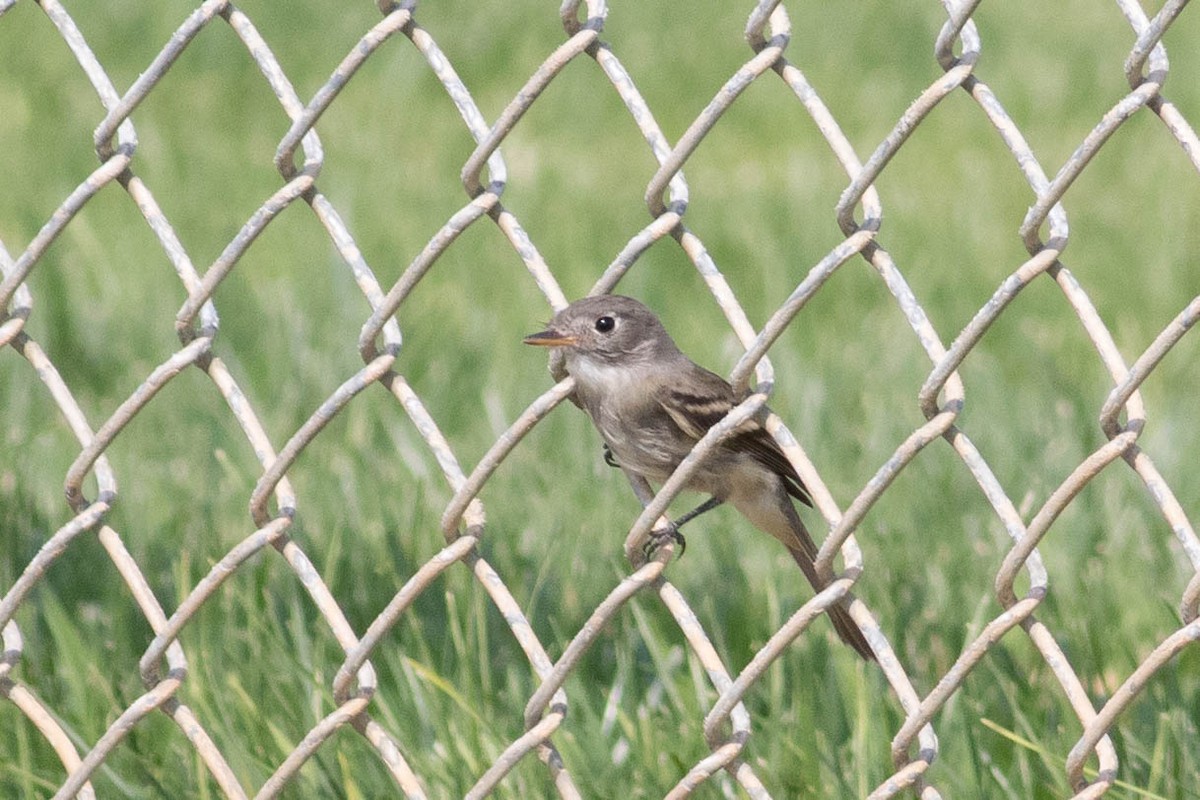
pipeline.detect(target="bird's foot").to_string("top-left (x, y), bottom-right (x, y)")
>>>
top-left (603, 444), bottom-right (619, 468)
top-left (638, 498), bottom-right (724, 563)
top-left (642, 522), bottom-right (686, 561)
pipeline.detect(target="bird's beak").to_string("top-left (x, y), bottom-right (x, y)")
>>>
top-left (523, 328), bottom-right (577, 347)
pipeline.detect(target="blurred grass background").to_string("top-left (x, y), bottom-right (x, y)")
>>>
top-left (2, 0), bottom-right (1199, 797)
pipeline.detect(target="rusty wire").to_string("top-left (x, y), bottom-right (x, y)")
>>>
top-left (2, 0), bottom-right (1199, 798)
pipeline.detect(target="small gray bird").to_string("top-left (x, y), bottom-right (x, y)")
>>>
top-left (525, 295), bottom-right (873, 660)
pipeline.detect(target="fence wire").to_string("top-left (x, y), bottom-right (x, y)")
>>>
top-left (1, 0), bottom-right (1199, 798)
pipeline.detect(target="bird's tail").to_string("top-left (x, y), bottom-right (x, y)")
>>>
top-left (734, 486), bottom-right (875, 660)
top-left (785, 545), bottom-right (875, 661)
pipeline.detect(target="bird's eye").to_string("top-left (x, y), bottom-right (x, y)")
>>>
top-left (594, 315), bottom-right (616, 333)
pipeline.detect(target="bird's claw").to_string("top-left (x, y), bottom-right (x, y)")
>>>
top-left (642, 522), bottom-right (686, 561)
top-left (603, 444), bottom-right (619, 468)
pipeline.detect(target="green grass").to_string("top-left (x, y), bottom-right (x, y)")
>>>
top-left (2, 1), bottom-right (1200, 798)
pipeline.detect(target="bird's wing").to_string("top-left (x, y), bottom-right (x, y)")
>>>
top-left (656, 366), bottom-right (813, 507)
top-left (655, 367), bottom-right (737, 440)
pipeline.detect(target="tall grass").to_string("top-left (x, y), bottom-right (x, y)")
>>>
top-left (2, 1), bottom-right (1199, 797)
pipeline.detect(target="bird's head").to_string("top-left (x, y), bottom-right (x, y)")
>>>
top-left (523, 295), bottom-right (680, 367)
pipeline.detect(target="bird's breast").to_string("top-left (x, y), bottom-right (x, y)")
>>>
top-left (566, 360), bottom-right (678, 482)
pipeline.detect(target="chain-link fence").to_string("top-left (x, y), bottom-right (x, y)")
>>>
top-left (2, 0), bottom-right (1199, 797)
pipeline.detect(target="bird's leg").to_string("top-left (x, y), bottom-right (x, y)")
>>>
top-left (603, 443), bottom-right (619, 468)
top-left (641, 498), bottom-right (724, 561)
top-left (674, 496), bottom-right (724, 530)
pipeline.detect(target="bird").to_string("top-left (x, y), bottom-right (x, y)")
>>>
top-left (524, 294), bottom-right (874, 660)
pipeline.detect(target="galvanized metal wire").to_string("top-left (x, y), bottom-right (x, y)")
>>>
top-left (2, 0), bottom-right (1198, 798)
